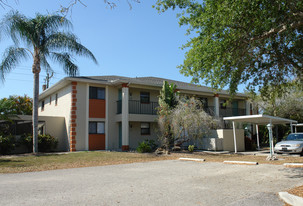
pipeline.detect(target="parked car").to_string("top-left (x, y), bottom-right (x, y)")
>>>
top-left (274, 133), bottom-right (303, 155)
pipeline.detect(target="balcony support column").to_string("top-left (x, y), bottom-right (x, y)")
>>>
top-left (214, 94), bottom-right (220, 117)
top-left (245, 100), bottom-right (252, 139)
top-left (121, 84), bottom-right (129, 151)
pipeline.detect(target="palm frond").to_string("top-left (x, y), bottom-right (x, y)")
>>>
top-left (0, 11), bottom-right (33, 46)
top-left (34, 13), bottom-right (73, 35)
top-left (0, 46), bottom-right (29, 81)
top-left (46, 32), bottom-right (98, 64)
top-left (40, 53), bottom-right (52, 72)
top-left (50, 52), bottom-right (78, 76)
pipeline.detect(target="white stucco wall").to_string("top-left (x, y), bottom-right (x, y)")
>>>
top-left (75, 82), bottom-right (88, 151)
top-left (39, 84), bottom-right (72, 147)
top-left (129, 88), bottom-right (159, 102)
top-left (39, 116), bottom-right (69, 151)
top-left (106, 86), bottom-right (119, 150)
top-left (129, 122), bottom-right (159, 149)
top-left (217, 129), bottom-right (245, 152)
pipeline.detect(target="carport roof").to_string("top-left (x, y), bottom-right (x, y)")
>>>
top-left (223, 114), bottom-right (297, 125)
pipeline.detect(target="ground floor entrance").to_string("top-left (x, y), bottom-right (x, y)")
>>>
top-left (89, 134), bottom-right (105, 150)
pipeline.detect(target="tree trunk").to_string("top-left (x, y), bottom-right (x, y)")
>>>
top-left (32, 52), bottom-right (40, 154)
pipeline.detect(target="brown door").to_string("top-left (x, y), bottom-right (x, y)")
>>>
top-left (89, 134), bottom-right (105, 150)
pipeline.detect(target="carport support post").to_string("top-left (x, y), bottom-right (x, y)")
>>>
top-left (232, 121), bottom-right (237, 153)
top-left (267, 122), bottom-right (274, 159)
top-left (290, 123), bottom-right (293, 133)
top-left (256, 124), bottom-right (260, 150)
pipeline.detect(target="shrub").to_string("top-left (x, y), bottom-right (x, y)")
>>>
top-left (137, 139), bottom-right (157, 153)
top-left (20, 134), bottom-right (58, 152)
top-left (188, 145), bottom-right (195, 153)
top-left (0, 134), bottom-right (16, 155)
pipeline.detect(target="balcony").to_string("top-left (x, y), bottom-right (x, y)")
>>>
top-left (219, 108), bottom-right (246, 117)
top-left (117, 100), bottom-right (159, 115)
top-left (117, 101), bottom-right (245, 117)
top-left (204, 106), bottom-right (215, 116)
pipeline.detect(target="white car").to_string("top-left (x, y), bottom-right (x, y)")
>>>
top-left (274, 133), bottom-right (303, 155)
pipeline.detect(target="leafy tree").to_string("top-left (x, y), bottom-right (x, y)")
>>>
top-left (157, 81), bottom-right (179, 153)
top-left (0, 11), bottom-right (97, 153)
top-left (0, 95), bottom-right (32, 116)
top-left (251, 83), bottom-right (303, 123)
top-left (249, 82), bottom-right (303, 142)
top-left (171, 97), bottom-right (218, 146)
top-left (154, 0), bottom-right (303, 96)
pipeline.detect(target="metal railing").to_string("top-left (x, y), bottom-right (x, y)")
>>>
top-left (117, 100), bottom-right (245, 117)
top-left (204, 106), bottom-right (215, 116)
top-left (117, 100), bottom-right (159, 115)
top-left (219, 108), bottom-right (246, 117)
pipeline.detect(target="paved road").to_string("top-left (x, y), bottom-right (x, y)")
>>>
top-left (1, 160), bottom-right (303, 206)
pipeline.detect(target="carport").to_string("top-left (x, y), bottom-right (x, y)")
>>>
top-left (294, 123), bottom-right (303, 133)
top-left (223, 114), bottom-right (297, 160)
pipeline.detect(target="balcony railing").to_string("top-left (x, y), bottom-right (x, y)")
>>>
top-left (117, 100), bottom-right (245, 117)
top-left (219, 108), bottom-right (246, 117)
top-left (117, 100), bottom-right (159, 115)
top-left (204, 106), bottom-right (215, 116)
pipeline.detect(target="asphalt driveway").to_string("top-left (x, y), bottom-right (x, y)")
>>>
top-left (1, 160), bottom-right (303, 206)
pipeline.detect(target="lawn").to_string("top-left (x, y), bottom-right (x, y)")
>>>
top-left (0, 151), bottom-right (177, 173)
top-left (1, 151), bottom-right (303, 174)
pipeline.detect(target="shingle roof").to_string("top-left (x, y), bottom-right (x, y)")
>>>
top-left (40, 75), bottom-right (246, 99)
top-left (77, 75), bottom-right (245, 97)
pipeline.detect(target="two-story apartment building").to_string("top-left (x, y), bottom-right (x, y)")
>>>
top-left (38, 75), bottom-right (252, 152)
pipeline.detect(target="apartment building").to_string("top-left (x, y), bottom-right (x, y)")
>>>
top-left (38, 75), bottom-right (251, 152)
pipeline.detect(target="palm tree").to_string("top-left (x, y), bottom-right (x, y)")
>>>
top-left (158, 81), bottom-right (179, 153)
top-left (0, 11), bottom-right (97, 153)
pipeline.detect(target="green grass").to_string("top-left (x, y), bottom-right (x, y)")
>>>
top-left (1, 151), bottom-right (302, 173)
top-left (0, 151), bottom-right (176, 173)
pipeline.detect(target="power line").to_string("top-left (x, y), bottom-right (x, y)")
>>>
top-left (13, 67), bottom-right (67, 75)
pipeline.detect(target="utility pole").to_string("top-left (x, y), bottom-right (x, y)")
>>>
top-left (44, 72), bottom-right (54, 89)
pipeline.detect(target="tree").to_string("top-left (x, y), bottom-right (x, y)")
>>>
top-left (157, 81), bottom-right (179, 153)
top-left (155, 0), bottom-right (303, 96)
top-left (251, 83), bottom-right (303, 123)
top-left (249, 82), bottom-right (303, 142)
top-left (0, 95), bottom-right (32, 120)
top-left (0, 11), bottom-right (97, 153)
top-left (3, 95), bottom-right (32, 115)
top-left (171, 97), bottom-right (218, 147)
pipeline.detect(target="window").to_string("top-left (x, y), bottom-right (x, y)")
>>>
top-left (89, 122), bottom-right (105, 134)
top-left (49, 96), bottom-right (52, 105)
top-left (89, 87), bottom-right (105, 100)
top-left (41, 100), bottom-right (45, 111)
top-left (55, 93), bottom-right (58, 106)
top-left (220, 100), bottom-right (227, 109)
top-left (141, 123), bottom-right (150, 135)
top-left (140, 92), bottom-right (150, 103)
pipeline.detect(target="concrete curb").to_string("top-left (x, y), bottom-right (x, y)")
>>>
top-left (279, 192), bottom-right (303, 206)
top-left (223, 161), bottom-right (258, 165)
top-left (179, 157), bottom-right (205, 162)
top-left (283, 163), bottom-right (303, 168)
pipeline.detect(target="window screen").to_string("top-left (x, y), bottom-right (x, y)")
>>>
top-left (140, 92), bottom-right (150, 103)
top-left (141, 123), bottom-right (150, 135)
top-left (89, 87), bottom-right (105, 100)
top-left (89, 122), bottom-right (105, 134)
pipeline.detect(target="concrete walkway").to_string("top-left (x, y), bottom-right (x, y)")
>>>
top-left (1, 160), bottom-right (302, 206)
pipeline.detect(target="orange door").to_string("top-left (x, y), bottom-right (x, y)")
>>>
top-left (89, 134), bottom-right (105, 150)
